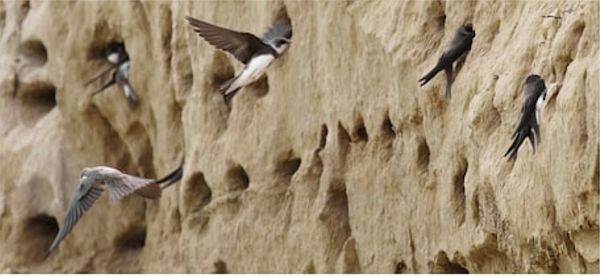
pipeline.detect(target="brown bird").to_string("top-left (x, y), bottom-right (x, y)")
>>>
top-left (419, 24), bottom-right (476, 98)
top-left (504, 74), bottom-right (547, 161)
top-left (46, 166), bottom-right (181, 255)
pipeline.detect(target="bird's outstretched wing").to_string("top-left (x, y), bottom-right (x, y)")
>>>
top-left (47, 182), bottom-right (104, 254)
top-left (99, 168), bottom-right (160, 202)
top-left (185, 16), bottom-right (266, 64)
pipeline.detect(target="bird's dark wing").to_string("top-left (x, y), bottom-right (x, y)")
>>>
top-left (505, 83), bottom-right (543, 160)
top-left (186, 16), bottom-right (266, 64)
top-left (100, 168), bottom-right (160, 201)
top-left (84, 66), bottom-right (115, 86)
top-left (47, 182), bottom-right (104, 254)
top-left (442, 31), bottom-right (473, 64)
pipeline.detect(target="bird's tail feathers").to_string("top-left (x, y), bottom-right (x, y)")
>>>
top-left (157, 164), bottom-right (184, 190)
top-left (419, 64), bottom-right (443, 87)
top-left (504, 132), bottom-right (525, 161)
top-left (218, 77), bottom-right (242, 106)
top-left (135, 183), bottom-right (161, 199)
top-left (123, 82), bottom-right (139, 109)
top-left (444, 65), bottom-right (454, 98)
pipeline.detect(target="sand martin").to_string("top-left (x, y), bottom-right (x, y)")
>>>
top-left (186, 16), bottom-right (292, 105)
top-left (419, 24), bottom-right (475, 98)
top-left (46, 165), bottom-right (184, 255)
top-left (86, 42), bottom-right (138, 108)
top-left (504, 74), bottom-right (547, 161)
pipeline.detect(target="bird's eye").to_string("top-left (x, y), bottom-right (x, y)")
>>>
top-left (276, 39), bottom-right (287, 47)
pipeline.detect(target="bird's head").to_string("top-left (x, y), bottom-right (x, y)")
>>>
top-left (525, 74), bottom-right (542, 84)
top-left (104, 42), bottom-right (127, 64)
top-left (272, 37), bottom-right (291, 55)
top-left (461, 23), bottom-right (476, 38)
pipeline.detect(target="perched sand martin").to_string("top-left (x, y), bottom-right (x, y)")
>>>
top-left (419, 24), bottom-right (475, 98)
top-left (46, 165), bottom-right (185, 256)
top-left (504, 74), bottom-right (547, 161)
top-left (87, 42), bottom-right (138, 108)
top-left (186, 16), bottom-right (292, 105)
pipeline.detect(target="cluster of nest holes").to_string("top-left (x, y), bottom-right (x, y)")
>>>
top-left (19, 214), bottom-right (58, 262)
top-left (182, 171), bottom-right (212, 215)
top-left (225, 163), bottom-right (250, 191)
top-left (451, 157), bottom-right (468, 226)
top-left (430, 251), bottom-right (469, 274)
top-left (14, 39), bottom-right (56, 123)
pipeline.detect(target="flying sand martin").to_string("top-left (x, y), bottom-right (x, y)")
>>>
top-left (46, 165), bottom-right (183, 256)
top-left (504, 74), bottom-right (547, 161)
top-left (419, 24), bottom-right (475, 98)
top-left (186, 16), bottom-right (292, 105)
top-left (86, 42), bottom-right (138, 108)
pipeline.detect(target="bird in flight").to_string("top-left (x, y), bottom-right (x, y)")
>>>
top-left (46, 165), bottom-right (181, 256)
top-left (504, 74), bottom-right (547, 161)
top-left (419, 24), bottom-right (476, 98)
top-left (186, 16), bottom-right (292, 105)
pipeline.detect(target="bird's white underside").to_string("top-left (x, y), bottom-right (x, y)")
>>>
top-left (535, 91), bottom-right (545, 124)
top-left (119, 62), bottom-right (130, 78)
top-left (226, 54), bottom-right (275, 94)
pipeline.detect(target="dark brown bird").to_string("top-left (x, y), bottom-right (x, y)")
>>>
top-left (419, 24), bottom-right (475, 98)
top-left (504, 74), bottom-right (547, 161)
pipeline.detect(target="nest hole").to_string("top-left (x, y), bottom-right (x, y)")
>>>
top-left (276, 157), bottom-right (301, 182)
top-left (452, 157), bottom-right (468, 225)
top-left (431, 251), bottom-right (469, 274)
top-left (318, 124), bottom-right (329, 151)
top-left (351, 115), bottom-right (369, 142)
top-left (114, 227), bottom-right (146, 251)
top-left (213, 259), bottom-right (229, 274)
top-left (417, 138), bottom-right (431, 172)
top-left (225, 164), bottom-right (250, 191)
top-left (18, 40), bottom-right (47, 67)
top-left (395, 260), bottom-right (407, 273)
top-left (18, 214), bottom-right (58, 262)
top-left (182, 171), bottom-right (212, 215)
top-left (381, 113), bottom-right (397, 139)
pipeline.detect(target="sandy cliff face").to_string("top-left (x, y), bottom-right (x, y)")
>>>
top-left (0, 0), bottom-right (597, 273)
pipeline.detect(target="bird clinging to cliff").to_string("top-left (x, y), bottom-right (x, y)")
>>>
top-left (419, 24), bottom-right (476, 98)
top-left (504, 74), bottom-right (547, 161)
top-left (185, 16), bottom-right (292, 106)
top-left (46, 166), bottom-right (183, 255)
top-left (85, 42), bottom-right (138, 108)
